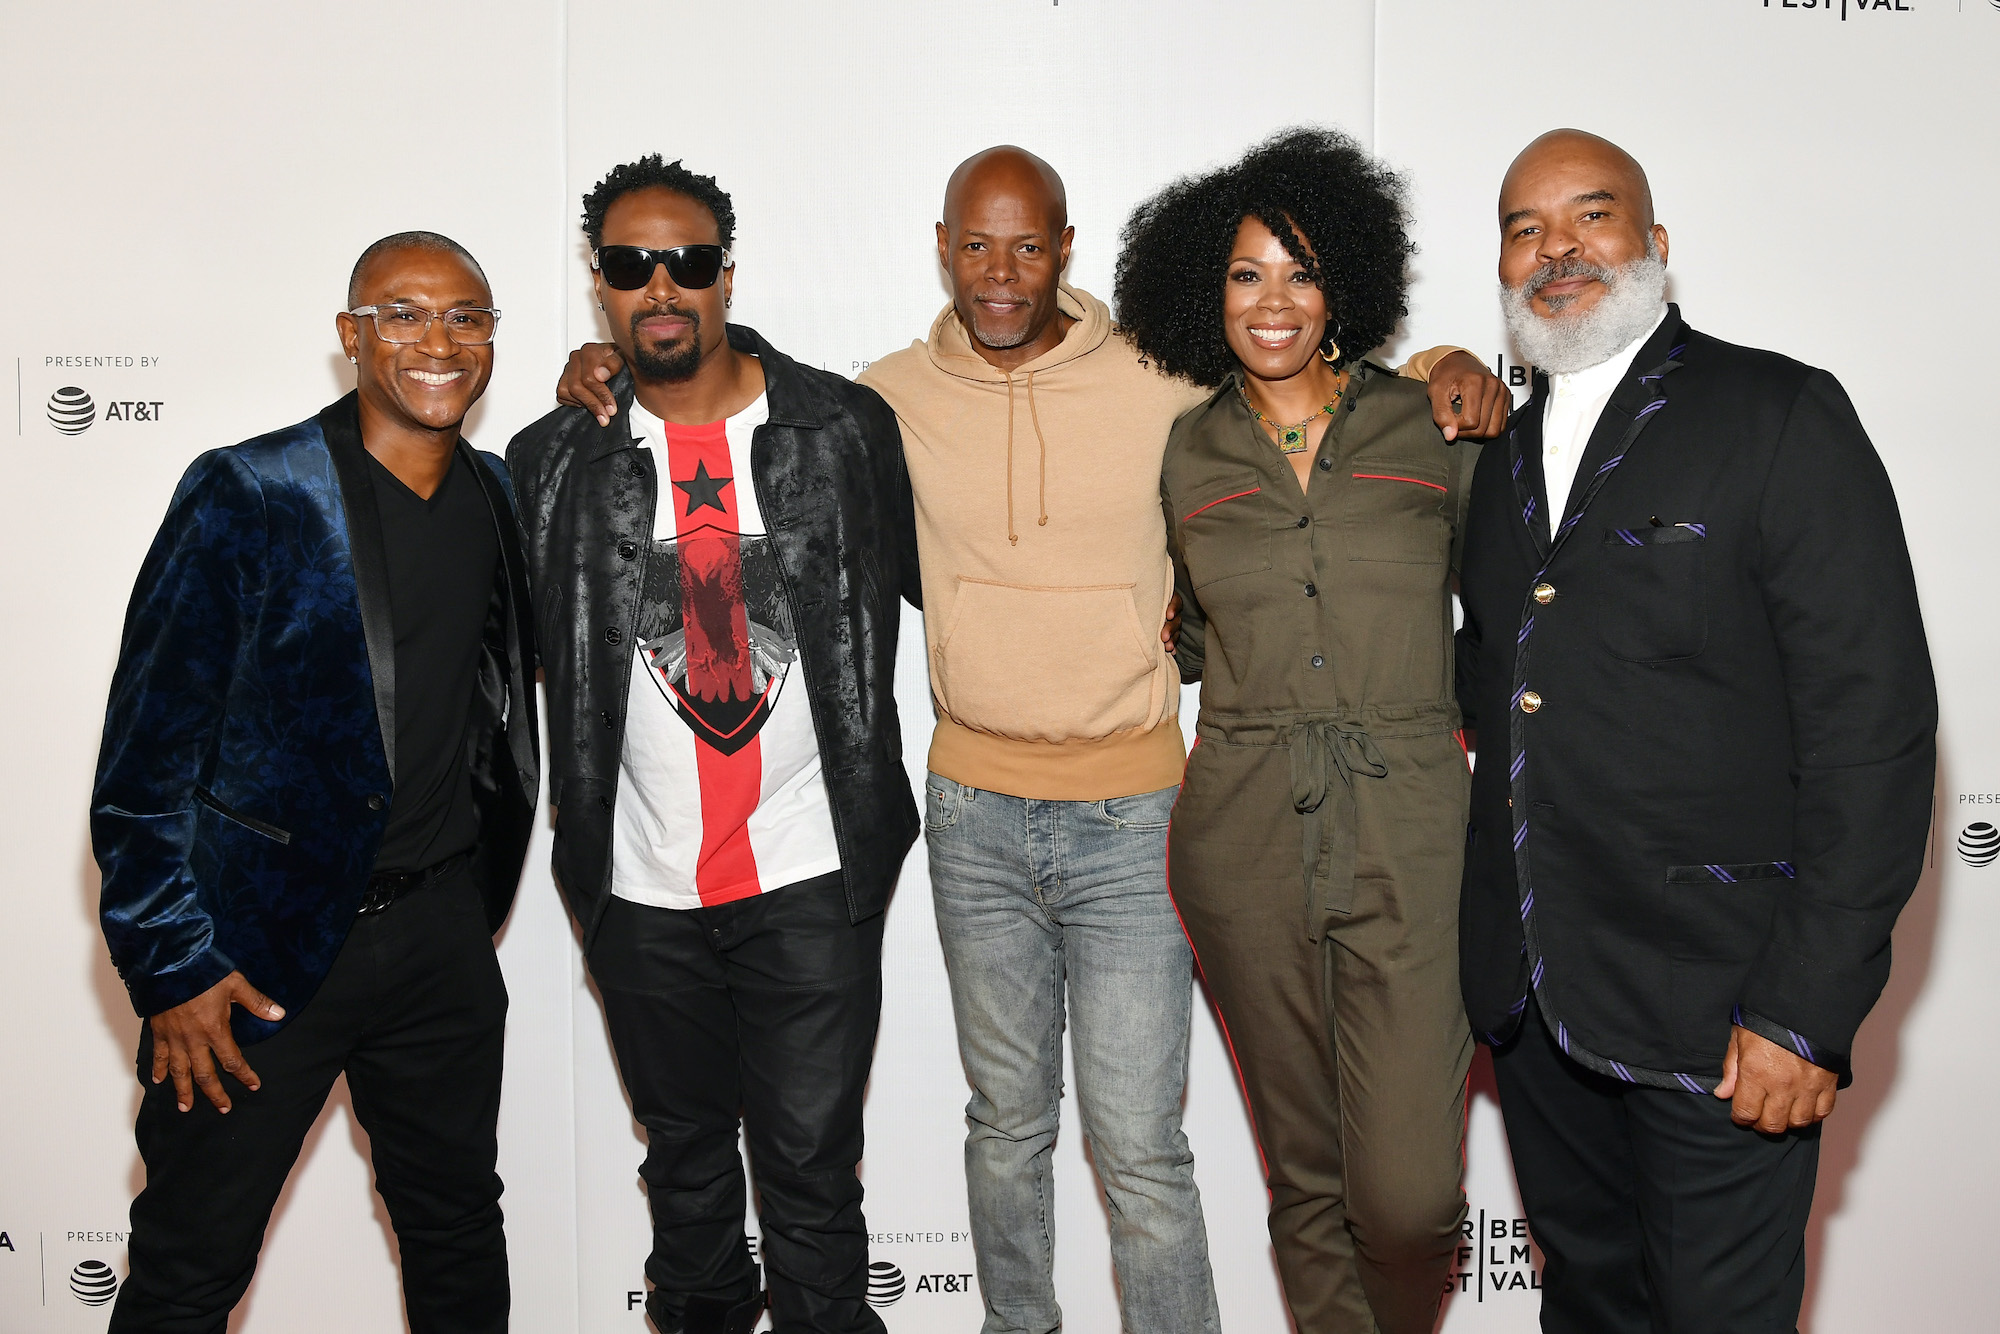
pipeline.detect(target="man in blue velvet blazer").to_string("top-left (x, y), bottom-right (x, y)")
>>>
top-left (91, 233), bottom-right (537, 1333)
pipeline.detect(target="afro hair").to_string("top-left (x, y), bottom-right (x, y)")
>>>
top-left (1114, 126), bottom-right (1414, 383)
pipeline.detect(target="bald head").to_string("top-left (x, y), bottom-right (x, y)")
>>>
top-left (1496, 129), bottom-right (1671, 371)
top-left (943, 146), bottom-right (1068, 234)
top-left (1501, 129), bottom-right (1654, 232)
top-left (1496, 128), bottom-right (1667, 324)
top-left (935, 145), bottom-right (1076, 370)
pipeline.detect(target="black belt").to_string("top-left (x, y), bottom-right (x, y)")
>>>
top-left (359, 849), bottom-right (473, 915)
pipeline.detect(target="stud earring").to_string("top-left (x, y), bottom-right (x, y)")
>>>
top-left (348, 355), bottom-right (357, 365)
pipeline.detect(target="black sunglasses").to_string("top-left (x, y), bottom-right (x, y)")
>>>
top-left (592, 244), bottom-right (733, 291)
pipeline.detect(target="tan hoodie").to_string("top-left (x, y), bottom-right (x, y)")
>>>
top-left (861, 284), bottom-right (1456, 801)
top-left (861, 285), bottom-right (1202, 800)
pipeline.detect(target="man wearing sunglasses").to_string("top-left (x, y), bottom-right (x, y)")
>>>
top-left (92, 232), bottom-right (538, 1332)
top-left (508, 156), bottom-right (918, 1334)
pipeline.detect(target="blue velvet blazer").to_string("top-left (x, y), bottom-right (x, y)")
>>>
top-left (92, 395), bottom-right (539, 1043)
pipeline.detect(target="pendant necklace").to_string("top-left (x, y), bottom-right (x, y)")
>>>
top-left (1241, 379), bottom-right (1345, 455)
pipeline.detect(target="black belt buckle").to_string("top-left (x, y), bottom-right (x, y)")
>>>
top-left (359, 850), bottom-right (468, 916)
top-left (357, 872), bottom-right (411, 915)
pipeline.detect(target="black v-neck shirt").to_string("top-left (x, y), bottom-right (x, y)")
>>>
top-left (366, 448), bottom-right (499, 872)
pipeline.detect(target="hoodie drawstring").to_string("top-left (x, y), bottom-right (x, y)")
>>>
top-left (1003, 370), bottom-right (1050, 546)
top-left (1027, 370), bottom-right (1049, 533)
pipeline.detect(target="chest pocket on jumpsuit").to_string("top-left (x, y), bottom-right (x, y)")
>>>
top-left (1177, 470), bottom-right (1273, 589)
top-left (1342, 463), bottom-right (1449, 564)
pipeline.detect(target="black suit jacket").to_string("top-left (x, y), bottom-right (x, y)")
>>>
top-left (1456, 306), bottom-right (1935, 1090)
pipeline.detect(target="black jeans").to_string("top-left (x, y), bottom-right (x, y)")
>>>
top-left (111, 866), bottom-right (509, 1334)
top-left (1492, 1000), bottom-right (1819, 1334)
top-left (590, 875), bottom-right (886, 1334)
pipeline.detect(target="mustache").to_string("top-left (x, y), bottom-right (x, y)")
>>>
top-left (629, 303), bottom-right (700, 337)
top-left (1519, 256), bottom-right (1617, 299)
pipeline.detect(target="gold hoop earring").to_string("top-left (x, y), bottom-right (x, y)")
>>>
top-left (1319, 338), bottom-right (1341, 366)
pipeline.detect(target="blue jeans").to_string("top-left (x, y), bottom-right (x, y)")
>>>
top-left (926, 775), bottom-right (1220, 1334)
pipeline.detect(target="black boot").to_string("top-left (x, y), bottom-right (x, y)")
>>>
top-left (683, 1286), bottom-right (766, 1334)
top-left (647, 1271), bottom-right (766, 1334)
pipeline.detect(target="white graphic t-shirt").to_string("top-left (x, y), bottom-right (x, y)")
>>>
top-left (609, 393), bottom-right (842, 909)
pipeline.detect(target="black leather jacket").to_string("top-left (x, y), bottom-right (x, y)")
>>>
top-left (506, 325), bottom-right (921, 943)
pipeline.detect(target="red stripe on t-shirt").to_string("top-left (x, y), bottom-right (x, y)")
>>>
top-left (662, 419), bottom-right (764, 906)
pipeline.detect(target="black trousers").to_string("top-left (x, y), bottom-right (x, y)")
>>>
top-left (590, 875), bottom-right (885, 1334)
top-left (110, 867), bottom-right (509, 1334)
top-left (1492, 1000), bottom-right (1819, 1334)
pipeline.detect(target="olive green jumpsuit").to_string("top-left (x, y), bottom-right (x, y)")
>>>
top-left (1162, 363), bottom-right (1477, 1334)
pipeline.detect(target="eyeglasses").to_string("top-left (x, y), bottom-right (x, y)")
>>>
top-left (592, 244), bottom-right (732, 291)
top-left (347, 304), bottom-right (502, 346)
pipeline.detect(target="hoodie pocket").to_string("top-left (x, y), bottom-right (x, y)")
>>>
top-left (933, 577), bottom-right (1164, 744)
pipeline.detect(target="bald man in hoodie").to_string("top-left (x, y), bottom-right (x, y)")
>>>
top-left (558, 146), bottom-right (1507, 1334)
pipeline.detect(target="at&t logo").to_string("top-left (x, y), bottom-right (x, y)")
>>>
top-left (866, 1261), bottom-right (905, 1307)
top-left (870, 1261), bottom-right (975, 1303)
top-left (44, 385), bottom-right (163, 435)
top-left (70, 1258), bottom-right (119, 1306)
top-left (48, 386), bottom-right (94, 435)
top-left (1958, 822), bottom-right (1998, 867)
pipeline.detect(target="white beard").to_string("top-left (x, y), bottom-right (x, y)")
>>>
top-left (1501, 243), bottom-right (1668, 375)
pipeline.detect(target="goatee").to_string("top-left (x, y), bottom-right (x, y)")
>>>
top-left (630, 305), bottom-right (704, 381)
top-left (1501, 239), bottom-right (1667, 376)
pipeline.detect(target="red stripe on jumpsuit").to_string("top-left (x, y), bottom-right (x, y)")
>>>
top-left (1164, 737), bottom-right (1275, 1189)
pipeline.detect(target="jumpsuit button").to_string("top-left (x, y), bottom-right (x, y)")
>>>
top-left (1533, 582), bottom-right (1556, 604)
top-left (617, 539), bottom-right (639, 560)
top-left (1310, 655), bottom-right (1324, 669)
top-left (1304, 583), bottom-right (1318, 598)
top-left (1520, 690), bottom-right (1544, 714)
top-left (604, 626), bottom-right (623, 645)
top-left (1297, 516), bottom-right (1310, 528)
top-left (1318, 457), bottom-right (1333, 471)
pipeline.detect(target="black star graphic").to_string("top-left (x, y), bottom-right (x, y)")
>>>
top-left (673, 459), bottom-right (733, 516)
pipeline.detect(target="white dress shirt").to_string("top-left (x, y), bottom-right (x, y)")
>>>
top-left (1540, 307), bottom-right (1668, 539)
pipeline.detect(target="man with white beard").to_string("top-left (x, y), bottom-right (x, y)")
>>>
top-left (1454, 129), bottom-right (1935, 1333)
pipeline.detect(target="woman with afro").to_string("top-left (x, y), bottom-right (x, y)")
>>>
top-left (1116, 127), bottom-right (1496, 1334)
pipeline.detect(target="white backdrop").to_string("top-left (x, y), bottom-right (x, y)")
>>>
top-left (1, 2), bottom-right (1992, 1331)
